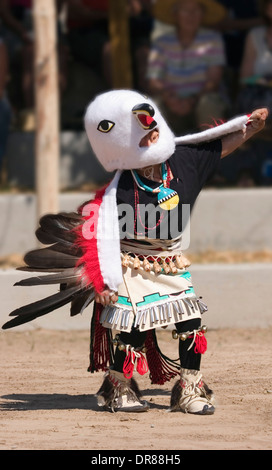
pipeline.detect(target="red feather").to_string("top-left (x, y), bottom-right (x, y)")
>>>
top-left (75, 186), bottom-right (108, 293)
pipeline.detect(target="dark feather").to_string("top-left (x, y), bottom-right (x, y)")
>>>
top-left (24, 212), bottom-right (84, 269)
top-left (35, 224), bottom-right (77, 246)
top-left (39, 212), bottom-right (83, 235)
top-left (17, 266), bottom-right (66, 273)
top-left (70, 289), bottom-right (95, 316)
top-left (14, 268), bottom-right (82, 287)
top-left (40, 211), bottom-right (83, 227)
top-left (9, 284), bottom-right (84, 317)
top-left (24, 247), bottom-right (79, 269)
top-left (49, 242), bottom-right (82, 258)
top-left (2, 285), bottom-right (86, 330)
top-left (35, 227), bottom-right (74, 247)
top-left (36, 212), bottom-right (83, 246)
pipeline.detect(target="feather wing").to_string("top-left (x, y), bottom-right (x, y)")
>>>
top-left (2, 211), bottom-right (95, 330)
top-left (2, 285), bottom-right (87, 329)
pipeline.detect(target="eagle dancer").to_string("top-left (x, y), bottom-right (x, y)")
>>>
top-left (2, 88), bottom-right (268, 414)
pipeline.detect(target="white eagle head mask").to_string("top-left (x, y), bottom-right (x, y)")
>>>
top-left (84, 89), bottom-right (175, 171)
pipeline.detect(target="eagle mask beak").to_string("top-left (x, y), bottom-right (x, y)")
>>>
top-left (132, 103), bottom-right (157, 130)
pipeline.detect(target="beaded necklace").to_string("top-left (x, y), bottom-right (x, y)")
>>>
top-left (133, 180), bottom-right (165, 235)
top-left (131, 162), bottom-right (179, 211)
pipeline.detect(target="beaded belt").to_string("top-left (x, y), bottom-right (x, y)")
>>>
top-left (120, 236), bottom-right (191, 274)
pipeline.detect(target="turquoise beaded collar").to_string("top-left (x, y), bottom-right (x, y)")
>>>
top-left (131, 162), bottom-right (179, 210)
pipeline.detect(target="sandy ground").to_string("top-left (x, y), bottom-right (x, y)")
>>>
top-left (0, 327), bottom-right (272, 451)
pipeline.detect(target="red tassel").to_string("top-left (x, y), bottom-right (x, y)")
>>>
top-left (88, 303), bottom-right (113, 373)
top-left (123, 350), bottom-right (149, 379)
top-left (145, 330), bottom-right (179, 385)
top-left (136, 352), bottom-right (149, 376)
top-left (188, 332), bottom-right (207, 355)
top-left (123, 350), bottom-right (135, 379)
top-left (194, 332), bottom-right (207, 354)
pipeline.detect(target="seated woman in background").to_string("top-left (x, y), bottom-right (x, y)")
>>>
top-left (147, 0), bottom-right (228, 135)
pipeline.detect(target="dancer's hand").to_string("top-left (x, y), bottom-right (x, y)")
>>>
top-left (248, 108), bottom-right (269, 132)
top-left (95, 289), bottom-right (118, 305)
top-left (221, 107), bottom-right (269, 158)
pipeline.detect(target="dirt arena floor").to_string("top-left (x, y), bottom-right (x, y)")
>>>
top-left (0, 327), bottom-right (272, 451)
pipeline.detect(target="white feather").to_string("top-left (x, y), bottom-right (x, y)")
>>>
top-left (96, 170), bottom-right (123, 292)
top-left (174, 115), bottom-right (249, 145)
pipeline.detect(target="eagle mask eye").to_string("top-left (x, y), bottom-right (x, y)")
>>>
top-left (97, 120), bottom-right (115, 133)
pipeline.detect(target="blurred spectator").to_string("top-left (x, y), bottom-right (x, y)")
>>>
top-left (238, 0), bottom-right (272, 117)
top-left (0, 38), bottom-right (11, 179)
top-left (147, 0), bottom-right (228, 135)
top-left (215, 0), bottom-right (261, 103)
top-left (129, 0), bottom-right (153, 92)
top-left (66, 0), bottom-right (153, 91)
top-left (216, 1), bottom-right (261, 72)
top-left (233, 0), bottom-right (272, 186)
top-left (0, 0), bottom-right (68, 130)
top-left (0, 0), bottom-right (34, 125)
top-left (66, 0), bottom-right (109, 84)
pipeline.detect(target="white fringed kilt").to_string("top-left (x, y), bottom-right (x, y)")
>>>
top-left (100, 262), bottom-right (207, 332)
